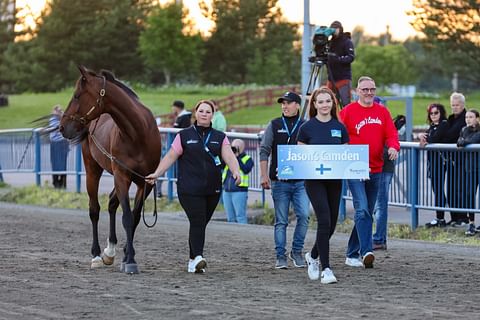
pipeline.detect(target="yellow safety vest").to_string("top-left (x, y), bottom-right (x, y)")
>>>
top-left (222, 154), bottom-right (251, 187)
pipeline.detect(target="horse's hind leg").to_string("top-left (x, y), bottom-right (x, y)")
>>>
top-left (102, 188), bottom-right (119, 266)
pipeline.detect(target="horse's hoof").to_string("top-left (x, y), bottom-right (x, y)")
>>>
top-left (102, 254), bottom-right (115, 266)
top-left (124, 263), bottom-right (139, 274)
top-left (91, 256), bottom-right (104, 268)
top-left (119, 262), bottom-right (125, 272)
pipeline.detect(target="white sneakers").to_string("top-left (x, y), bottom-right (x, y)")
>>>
top-left (345, 252), bottom-right (375, 268)
top-left (305, 252), bottom-right (337, 284)
top-left (345, 257), bottom-right (364, 267)
top-left (320, 268), bottom-right (337, 284)
top-left (188, 255), bottom-right (206, 273)
top-left (305, 252), bottom-right (320, 280)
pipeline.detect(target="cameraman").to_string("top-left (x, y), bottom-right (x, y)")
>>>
top-left (222, 139), bottom-right (254, 224)
top-left (327, 20), bottom-right (355, 107)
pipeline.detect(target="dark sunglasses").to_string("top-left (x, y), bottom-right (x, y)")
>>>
top-left (429, 111), bottom-right (439, 115)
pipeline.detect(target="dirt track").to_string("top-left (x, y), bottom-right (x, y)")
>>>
top-left (0, 201), bottom-right (479, 320)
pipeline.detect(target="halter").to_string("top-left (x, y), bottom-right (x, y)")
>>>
top-left (67, 75), bottom-right (106, 126)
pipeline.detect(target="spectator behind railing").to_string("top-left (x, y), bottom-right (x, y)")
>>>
top-left (49, 105), bottom-right (70, 189)
top-left (457, 109), bottom-right (480, 236)
top-left (444, 92), bottom-right (468, 226)
top-left (418, 103), bottom-right (450, 228)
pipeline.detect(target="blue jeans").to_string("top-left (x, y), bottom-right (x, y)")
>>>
top-left (271, 180), bottom-right (310, 258)
top-left (222, 191), bottom-right (248, 224)
top-left (346, 173), bottom-right (382, 258)
top-left (373, 172), bottom-right (394, 245)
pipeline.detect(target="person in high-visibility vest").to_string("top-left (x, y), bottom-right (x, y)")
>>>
top-left (222, 139), bottom-right (254, 224)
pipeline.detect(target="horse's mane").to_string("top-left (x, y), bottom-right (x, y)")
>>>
top-left (100, 70), bottom-right (139, 100)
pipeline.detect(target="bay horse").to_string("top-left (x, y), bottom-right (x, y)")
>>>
top-left (60, 66), bottom-right (161, 274)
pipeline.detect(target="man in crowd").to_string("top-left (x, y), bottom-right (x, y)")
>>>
top-left (340, 76), bottom-right (399, 268)
top-left (172, 100), bottom-right (191, 129)
top-left (260, 91), bottom-right (310, 269)
top-left (326, 20), bottom-right (355, 107)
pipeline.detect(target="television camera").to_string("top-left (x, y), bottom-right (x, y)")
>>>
top-left (309, 26), bottom-right (336, 63)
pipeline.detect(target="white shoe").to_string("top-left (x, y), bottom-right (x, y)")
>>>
top-left (345, 257), bottom-right (363, 267)
top-left (320, 268), bottom-right (337, 284)
top-left (305, 252), bottom-right (319, 280)
top-left (187, 255), bottom-right (207, 273)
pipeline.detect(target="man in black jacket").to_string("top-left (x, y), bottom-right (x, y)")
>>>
top-left (326, 21), bottom-right (355, 108)
top-left (172, 100), bottom-right (192, 129)
top-left (445, 92), bottom-right (468, 225)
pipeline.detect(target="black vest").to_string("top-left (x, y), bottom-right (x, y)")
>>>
top-left (177, 125), bottom-right (225, 195)
top-left (269, 115), bottom-right (304, 181)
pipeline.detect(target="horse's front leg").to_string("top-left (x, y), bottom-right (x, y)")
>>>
top-left (102, 188), bottom-right (119, 266)
top-left (87, 176), bottom-right (103, 268)
top-left (115, 179), bottom-right (138, 274)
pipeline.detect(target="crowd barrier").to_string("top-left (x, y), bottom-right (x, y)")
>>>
top-left (0, 128), bottom-right (479, 229)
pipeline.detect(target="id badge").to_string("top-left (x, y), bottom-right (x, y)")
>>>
top-left (214, 156), bottom-right (221, 166)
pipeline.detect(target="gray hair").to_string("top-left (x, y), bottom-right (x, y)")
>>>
top-left (357, 76), bottom-right (374, 87)
top-left (450, 92), bottom-right (465, 105)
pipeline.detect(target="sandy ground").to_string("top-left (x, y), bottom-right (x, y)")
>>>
top-left (0, 201), bottom-right (479, 320)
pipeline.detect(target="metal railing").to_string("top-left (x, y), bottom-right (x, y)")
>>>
top-left (1, 128), bottom-right (479, 230)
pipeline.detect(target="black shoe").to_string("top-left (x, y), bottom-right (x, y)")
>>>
top-left (425, 218), bottom-right (446, 228)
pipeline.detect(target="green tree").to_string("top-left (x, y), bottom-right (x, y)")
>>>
top-left (245, 8), bottom-right (300, 85)
top-left (2, 0), bottom-right (150, 92)
top-left (139, 2), bottom-right (203, 85)
top-left (408, 0), bottom-right (480, 87)
top-left (200, 0), bottom-right (299, 84)
top-left (353, 45), bottom-right (418, 86)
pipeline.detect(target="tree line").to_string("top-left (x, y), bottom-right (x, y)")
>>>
top-left (0, 0), bottom-right (477, 94)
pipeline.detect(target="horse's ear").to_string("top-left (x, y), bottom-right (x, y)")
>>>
top-left (78, 65), bottom-right (89, 79)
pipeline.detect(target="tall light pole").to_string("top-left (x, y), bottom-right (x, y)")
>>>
top-left (301, 0), bottom-right (311, 103)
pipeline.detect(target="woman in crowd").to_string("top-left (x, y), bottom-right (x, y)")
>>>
top-left (146, 100), bottom-right (240, 273)
top-left (418, 103), bottom-right (449, 228)
top-left (456, 109), bottom-right (480, 236)
top-left (297, 86), bottom-right (349, 284)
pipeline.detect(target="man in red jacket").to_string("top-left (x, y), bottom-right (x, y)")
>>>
top-left (340, 76), bottom-right (400, 268)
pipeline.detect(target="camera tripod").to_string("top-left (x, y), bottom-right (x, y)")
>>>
top-left (300, 59), bottom-right (331, 119)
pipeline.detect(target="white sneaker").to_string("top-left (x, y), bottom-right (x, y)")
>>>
top-left (305, 252), bottom-right (319, 280)
top-left (345, 257), bottom-right (363, 267)
top-left (320, 268), bottom-right (337, 284)
top-left (187, 255), bottom-right (207, 273)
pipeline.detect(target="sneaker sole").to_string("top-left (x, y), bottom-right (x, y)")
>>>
top-left (321, 278), bottom-right (337, 284)
top-left (363, 254), bottom-right (375, 269)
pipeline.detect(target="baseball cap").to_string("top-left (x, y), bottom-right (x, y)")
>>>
top-left (277, 91), bottom-right (301, 104)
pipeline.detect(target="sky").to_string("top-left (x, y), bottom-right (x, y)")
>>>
top-left (19, 0), bottom-right (418, 40)
top-left (179, 0), bottom-right (418, 40)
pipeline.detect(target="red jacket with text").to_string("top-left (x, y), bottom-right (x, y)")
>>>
top-left (340, 101), bottom-right (400, 173)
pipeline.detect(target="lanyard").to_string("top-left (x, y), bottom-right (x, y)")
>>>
top-left (193, 126), bottom-right (219, 164)
top-left (282, 116), bottom-right (301, 144)
top-left (193, 126), bottom-right (212, 146)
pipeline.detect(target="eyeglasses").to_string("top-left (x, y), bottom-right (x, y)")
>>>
top-left (359, 88), bottom-right (376, 93)
top-left (429, 111), bottom-right (440, 115)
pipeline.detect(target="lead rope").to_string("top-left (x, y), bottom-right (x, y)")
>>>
top-left (89, 126), bottom-right (158, 228)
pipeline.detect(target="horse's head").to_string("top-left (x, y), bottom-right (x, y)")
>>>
top-left (59, 65), bottom-right (107, 140)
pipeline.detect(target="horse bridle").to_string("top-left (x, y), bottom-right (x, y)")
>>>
top-left (66, 75), bottom-right (106, 126)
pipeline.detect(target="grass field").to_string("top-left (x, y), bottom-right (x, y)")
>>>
top-left (1, 86), bottom-right (479, 130)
